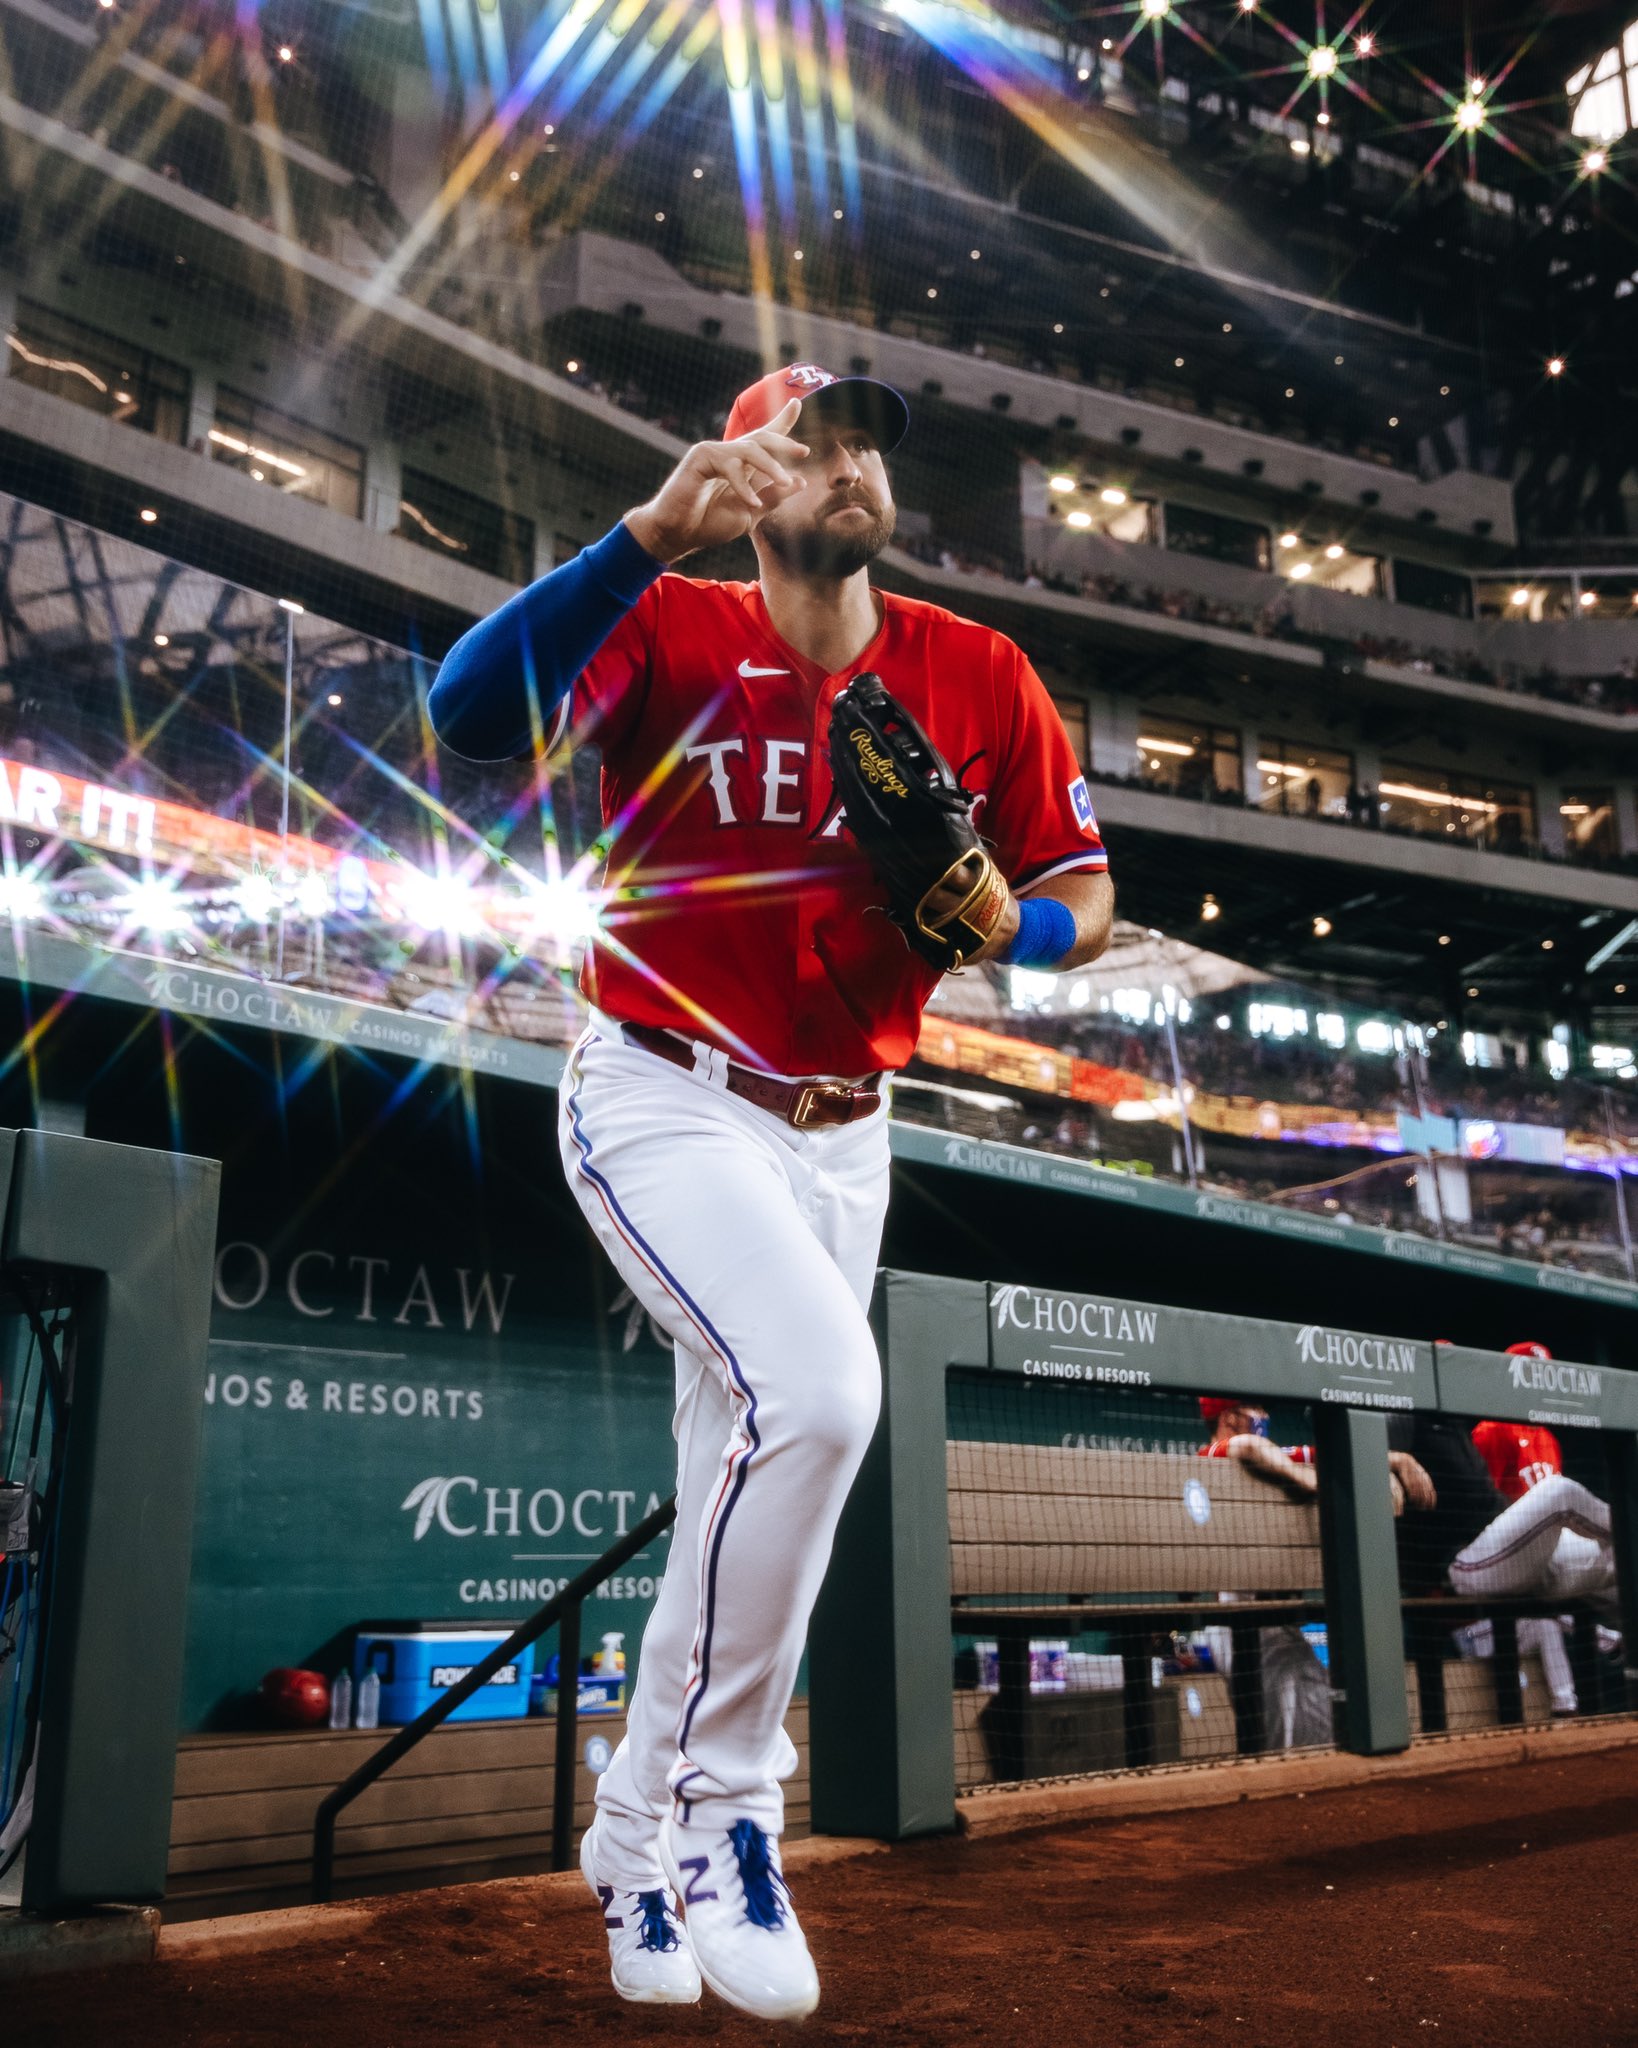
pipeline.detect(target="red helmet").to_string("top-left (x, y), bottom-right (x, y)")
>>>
top-left (260, 1667), bottom-right (331, 1727)
top-left (1505, 1340), bottom-right (1552, 1360)
top-left (1199, 1396), bottom-right (1247, 1422)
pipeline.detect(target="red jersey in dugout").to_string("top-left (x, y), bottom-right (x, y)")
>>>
top-left (552, 574), bottom-right (1109, 1075)
top-left (1470, 1419), bottom-right (1563, 1502)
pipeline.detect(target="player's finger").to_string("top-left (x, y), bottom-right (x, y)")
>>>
top-left (722, 443), bottom-right (793, 492)
top-left (753, 431), bottom-right (811, 466)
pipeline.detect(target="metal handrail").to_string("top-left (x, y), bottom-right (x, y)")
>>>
top-left (311, 1494), bottom-right (676, 1903)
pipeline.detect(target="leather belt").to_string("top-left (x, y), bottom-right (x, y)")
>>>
top-left (621, 1023), bottom-right (883, 1130)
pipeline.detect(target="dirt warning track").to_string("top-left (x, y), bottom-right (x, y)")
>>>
top-left (12, 1746), bottom-right (1638, 2047)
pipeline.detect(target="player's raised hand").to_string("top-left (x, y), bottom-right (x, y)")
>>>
top-left (624, 400), bottom-right (809, 564)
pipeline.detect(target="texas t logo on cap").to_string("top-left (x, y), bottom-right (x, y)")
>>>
top-left (724, 363), bottom-right (911, 451)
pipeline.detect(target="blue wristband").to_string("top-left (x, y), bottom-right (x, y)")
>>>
top-left (1001, 894), bottom-right (1077, 969)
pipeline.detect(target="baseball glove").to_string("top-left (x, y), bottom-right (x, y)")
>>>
top-left (827, 672), bottom-right (1009, 972)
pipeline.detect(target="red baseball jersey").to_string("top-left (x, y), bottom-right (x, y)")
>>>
top-left (552, 574), bottom-right (1108, 1075)
top-left (1470, 1419), bottom-right (1562, 1502)
top-left (1197, 1440), bottom-right (1315, 1465)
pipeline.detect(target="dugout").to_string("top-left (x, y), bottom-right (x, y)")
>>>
top-left (2, 975), bottom-right (1637, 1907)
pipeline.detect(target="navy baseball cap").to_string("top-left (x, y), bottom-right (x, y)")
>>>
top-left (725, 362), bottom-right (910, 452)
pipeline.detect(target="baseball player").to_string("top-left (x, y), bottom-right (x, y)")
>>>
top-left (429, 364), bottom-right (1113, 2019)
top-left (1472, 1343), bottom-right (1565, 1502)
top-left (1393, 1402), bottom-right (1617, 1716)
top-left (1462, 1342), bottom-right (1599, 1713)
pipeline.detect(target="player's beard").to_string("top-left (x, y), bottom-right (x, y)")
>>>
top-left (760, 492), bottom-right (896, 580)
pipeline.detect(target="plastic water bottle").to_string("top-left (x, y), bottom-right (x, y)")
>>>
top-left (328, 1670), bottom-right (353, 1730)
top-left (356, 1668), bottom-right (381, 1730)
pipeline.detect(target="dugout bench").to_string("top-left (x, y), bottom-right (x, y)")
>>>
top-left (809, 1272), bottom-right (1638, 1843)
top-left (948, 1440), bottom-right (1326, 1776)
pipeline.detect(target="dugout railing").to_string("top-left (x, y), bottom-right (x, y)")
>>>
top-left (808, 1273), bottom-right (1638, 1840)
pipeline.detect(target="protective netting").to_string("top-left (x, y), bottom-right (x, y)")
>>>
top-left (0, 1274), bottom-right (78, 1898)
top-left (1389, 1409), bottom-right (1630, 1736)
top-left (2, 3), bottom-right (1636, 1279)
top-left (947, 1371), bottom-right (1332, 1790)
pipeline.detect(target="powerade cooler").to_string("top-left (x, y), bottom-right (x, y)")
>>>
top-left (352, 1624), bottom-right (533, 1724)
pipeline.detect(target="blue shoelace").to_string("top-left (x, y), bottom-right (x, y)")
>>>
top-left (728, 1819), bottom-right (788, 1932)
top-left (637, 1890), bottom-right (679, 1953)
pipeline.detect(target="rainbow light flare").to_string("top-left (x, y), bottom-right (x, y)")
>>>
top-left (885, 0), bottom-right (1284, 287)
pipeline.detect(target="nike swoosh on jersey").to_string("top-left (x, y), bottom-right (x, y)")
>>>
top-left (737, 659), bottom-right (790, 677)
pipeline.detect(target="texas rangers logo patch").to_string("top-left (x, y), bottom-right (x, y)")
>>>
top-left (1068, 775), bottom-right (1098, 836)
top-left (785, 363), bottom-right (836, 391)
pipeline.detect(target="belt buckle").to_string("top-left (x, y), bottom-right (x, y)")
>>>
top-left (791, 1081), bottom-right (851, 1130)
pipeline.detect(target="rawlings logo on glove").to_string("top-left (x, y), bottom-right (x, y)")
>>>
top-left (827, 673), bottom-right (1008, 973)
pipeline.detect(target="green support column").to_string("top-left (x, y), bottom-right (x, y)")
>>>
top-left (12, 1132), bottom-right (221, 1912)
top-left (808, 1270), bottom-right (988, 1839)
top-left (1603, 1435), bottom-right (1638, 1710)
top-left (1312, 1404), bottom-right (1411, 1756)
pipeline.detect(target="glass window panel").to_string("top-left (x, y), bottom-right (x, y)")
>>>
top-left (210, 390), bottom-right (364, 520)
top-left (1560, 788), bottom-right (1619, 864)
top-left (1130, 715), bottom-right (1242, 798)
top-left (1254, 740), bottom-right (1354, 818)
top-left (1378, 764), bottom-right (1536, 852)
top-left (1162, 503), bottom-right (1271, 572)
top-left (398, 468), bottom-right (535, 584)
top-left (6, 301), bottom-right (189, 444)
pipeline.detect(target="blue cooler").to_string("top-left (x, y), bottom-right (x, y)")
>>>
top-left (353, 1624), bottom-right (533, 1724)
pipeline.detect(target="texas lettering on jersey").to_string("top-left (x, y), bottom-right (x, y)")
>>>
top-left (549, 574), bottom-right (1108, 1075)
top-left (1470, 1419), bottom-right (1563, 1503)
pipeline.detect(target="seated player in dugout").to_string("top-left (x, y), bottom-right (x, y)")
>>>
top-left (1394, 1354), bottom-right (1620, 1719)
top-left (1197, 1394), bottom-right (1434, 1516)
top-left (1447, 1339), bottom-right (1623, 1717)
top-left (428, 365), bottom-right (1114, 2022)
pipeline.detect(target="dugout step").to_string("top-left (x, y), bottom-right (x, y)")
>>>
top-left (0, 1903), bottom-right (159, 1981)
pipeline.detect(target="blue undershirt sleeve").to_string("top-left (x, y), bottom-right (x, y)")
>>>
top-left (426, 519), bottom-right (664, 762)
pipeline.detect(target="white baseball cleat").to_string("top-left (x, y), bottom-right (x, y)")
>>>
top-left (580, 1817), bottom-right (702, 2004)
top-left (659, 1812), bottom-right (820, 2021)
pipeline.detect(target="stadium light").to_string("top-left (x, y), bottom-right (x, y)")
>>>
top-left (293, 873), bottom-right (331, 920)
top-left (1312, 915), bottom-right (1332, 937)
top-left (1510, 588), bottom-right (1531, 605)
top-left (1290, 137), bottom-right (1311, 156)
top-left (0, 873), bottom-right (46, 920)
top-left (1584, 147), bottom-right (1609, 173)
top-left (1290, 561), bottom-right (1313, 578)
top-left (234, 872), bottom-right (279, 923)
top-left (1100, 487), bottom-right (1129, 506)
top-left (1454, 98), bottom-right (1485, 134)
top-left (1200, 894), bottom-right (1220, 921)
top-left (1324, 544), bottom-right (1344, 560)
top-left (1048, 474), bottom-right (1076, 493)
top-left (1278, 532), bottom-right (1299, 547)
top-left (327, 691), bottom-right (343, 707)
top-left (1137, 735), bottom-right (1196, 756)
top-left (1547, 356), bottom-right (1566, 377)
top-left (1066, 510), bottom-right (1093, 529)
top-left (118, 876), bottom-right (191, 932)
top-left (1141, 0), bottom-right (1169, 19)
top-left (1307, 46), bottom-right (1338, 79)
top-left (398, 870), bottom-right (486, 937)
top-left (139, 508), bottom-right (158, 523)
top-left (1580, 590), bottom-right (1598, 608)
top-left (1355, 32), bottom-right (1374, 55)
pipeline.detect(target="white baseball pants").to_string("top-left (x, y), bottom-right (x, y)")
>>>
top-left (558, 1015), bottom-right (890, 1890)
top-left (1445, 1473), bottom-right (1619, 1715)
